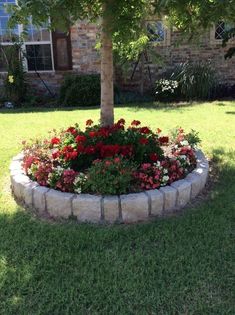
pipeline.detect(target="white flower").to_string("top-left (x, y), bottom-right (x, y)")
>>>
top-left (162, 175), bottom-right (169, 182)
top-left (180, 140), bottom-right (189, 146)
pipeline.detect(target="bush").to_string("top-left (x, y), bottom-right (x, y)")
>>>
top-left (59, 74), bottom-right (100, 107)
top-left (170, 61), bottom-right (217, 100)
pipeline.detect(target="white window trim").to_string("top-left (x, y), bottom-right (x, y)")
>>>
top-left (0, 3), bottom-right (55, 73)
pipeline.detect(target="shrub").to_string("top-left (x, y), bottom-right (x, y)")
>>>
top-left (59, 74), bottom-right (100, 107)
top-left (170, 61), bottom-right (217, 100)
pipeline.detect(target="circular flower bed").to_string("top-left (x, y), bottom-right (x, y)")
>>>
top-left (10, 119), bottom-right (209, 223)
top-left (22, 119), bottom-right (200, 195)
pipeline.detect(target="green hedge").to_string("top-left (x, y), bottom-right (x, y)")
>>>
top-left (59, 74), bottom-right (101, 107)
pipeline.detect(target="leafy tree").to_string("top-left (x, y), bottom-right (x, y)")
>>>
top-left (10, 0), bottom-right (153, 126)
top-left (155, 0), bottom-right (235, 56)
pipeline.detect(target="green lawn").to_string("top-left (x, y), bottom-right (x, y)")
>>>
top-left (0, 101), bottom-right (234, 314)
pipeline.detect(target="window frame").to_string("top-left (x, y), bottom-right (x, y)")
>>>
top-left (145, 20), bottom-right (171, 47)
top-left (210, 22), bottom-right (235, 45)
top-left (0, 1), bottom-right (55, 73)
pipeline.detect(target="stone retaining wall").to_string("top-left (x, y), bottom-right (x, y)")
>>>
top-left (10, 150), bottom-right (209, 224)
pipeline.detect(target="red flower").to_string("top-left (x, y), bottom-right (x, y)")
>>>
top-left (117, 118), bottom-right (125, 125)
top-left (139, 137), bottom-right (149, 145)
top-left (100, 144), bottom-right (120, 158)
top-left (75, 135), bottom-right (86, 143)
top-left (77, 144), bottom-right (85, 153)
top-left (131, 120), bottom-right (141, 126)
top-left (84, 145), bottom-right (96, 155)
top-left (98, 128), bottom-right (110, 138)
top-left (89, 131), bottom-right (98, 138)
top-left (51, 137), bottom-right (60, 145)
top-left (120, 145), bottom-right (133, 157)
top-left (52, 150), bottom-right (60, 159)
top-left (66, 127), bottom-right (77, 136)
top-left (86, 119), bottom-right (93, 126)
top-left (62, 145), bottom-right (78, 160)
top-left (140, 127), bottom-right (151, 134)
top-left (159, 136), bottom-right (169, 145)
top-left (157, 128), bottom-right (162, 134)
top-left (150, 153), bottom-right (159, 162)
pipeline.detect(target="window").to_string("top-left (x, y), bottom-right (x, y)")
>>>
top-left (211, 21), bottom-right (235, 44)
top-left (0, 0), bottom-right (19, 43)
top-left (0, 1), bottom-right (55, 72)
top-left (146, 21), bottom-right (170, 46)
top-left (147, 21), bottom-right (165, 42)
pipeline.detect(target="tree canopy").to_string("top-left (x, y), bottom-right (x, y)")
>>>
top-left (155, 0), bottom-right (235, 35)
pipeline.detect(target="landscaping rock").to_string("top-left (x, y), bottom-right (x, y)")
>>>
top-left (11, 174), bottom-right (31, 200)
top-left (185, 173), bottom-right (202, 198)
top-left (160, 186), bottom-right (177, 213)
top-left (46, 190), bottom-right (74, 219)
top-left (171, 179), bottom-right (192, 208)
top-left (193, 167), bottom-right (209, 189)
top-left (12, 153), bottom-right (24, 161)
top-left (33, 186), bottom-right (50, 214)
top-left (23, 182), bottom-right (39, 207)
top-left (145, 189), bottom-right (164, 216)
top-left (120, 193), bottom-right (149, 223)
top-left (73, 194), bottom-right (102, 223)
top-left (103, 196), bottom-right (120, 223)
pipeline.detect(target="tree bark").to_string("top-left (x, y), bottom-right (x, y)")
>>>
top-left (100, 4), bottom-right (114, 126)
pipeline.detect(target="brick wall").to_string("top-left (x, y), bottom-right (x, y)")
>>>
top-left (2, 23), bottom-right (234, 96)
top-left (117, 29), bottom-right (235, 91)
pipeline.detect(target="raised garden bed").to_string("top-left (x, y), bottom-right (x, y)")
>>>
top-left (9, 120), bottom-right (209, 223)
top-left (10, 149), bottom-right (208, 223)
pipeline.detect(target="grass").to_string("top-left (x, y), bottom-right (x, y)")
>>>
top-left (0, 101), bottom-right (234, 314)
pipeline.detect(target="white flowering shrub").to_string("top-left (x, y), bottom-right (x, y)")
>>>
top-left (155, 79), bottom-right (179, 100)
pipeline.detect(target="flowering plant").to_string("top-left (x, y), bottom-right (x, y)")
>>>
top-left (22, 120), bottom-right (199, 195)
top-left (156, 79), bottom-right (179, 99)
top-left (85, 157), bottom-right (136, 195)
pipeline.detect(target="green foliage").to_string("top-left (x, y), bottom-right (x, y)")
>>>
top-left (185, 130), bottom-right (201, 147)
top-left (10, 0), bottom-right (151, 45)
top-left (1, 44), bottom-right (27, 105)
top-left (170, 62), bottom-right (217, 100)
top-left (59, 74), bottom-right (101, 107)
top-left (85, 157), bottom-right (136, 195)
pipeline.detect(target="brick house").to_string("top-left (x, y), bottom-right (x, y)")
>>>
top-left (0, 2), bottom-right (235, 96)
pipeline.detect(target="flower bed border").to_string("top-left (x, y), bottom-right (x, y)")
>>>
top-left (10, 150), bottom-right (209, 223)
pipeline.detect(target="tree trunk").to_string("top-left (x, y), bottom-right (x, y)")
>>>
top-left (100, 7), bottom-right (114, 126)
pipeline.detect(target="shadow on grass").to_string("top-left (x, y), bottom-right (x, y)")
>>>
top-left (0, 101), bottom-right (207, 115)
top-left (0, 148), bottom-right (234, 314)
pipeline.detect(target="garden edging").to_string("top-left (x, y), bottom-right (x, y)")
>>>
top-left (10, 150), bottom-right (209, 223)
